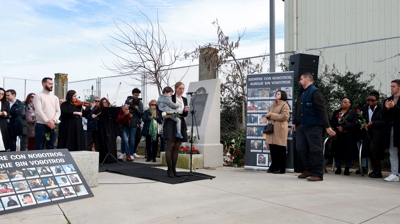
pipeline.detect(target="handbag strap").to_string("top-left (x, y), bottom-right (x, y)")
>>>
top-left (268, 103), bottom-right (286, 124)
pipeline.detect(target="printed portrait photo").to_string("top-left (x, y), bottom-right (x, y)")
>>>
top-left (42, 177), bottom-right (58, 188)
top-left (63, 164), bottom-right (76, 173)
top-left (0, 183), bottom-right (14, 195)
top-left (34, 191), bottom-right (51, 203)
top-left (56, 176), bottom-right (71, 186)
top-left (48, 188), bottom-right (64, 200)
top-left (0, 171), bottom-right (10, 182)
top-left (1, 195), bottom-right (21, 209)
top-left (50, 165), bottom-right (65, 175)
top-left (247, 114), bottom-right (258, 124)
top-left (250, 140), bottom-right (262, 150)
top-left (19, 193), bottom-right (37, 206)
top-left (246, 127), bottom-right (257, 137)
top-left (281, 87), bottom-right (292, 99)
top-left (68, 174), bottom-right (81, 184)
top-left (73, 185), bottom-right (88, 196)
top-left (62, 187), bottom-right (76, 197)
top-left (23, 168), bottom-right (39, 178)
top-left (247, 101), bottom-right (258, 111)
top-left (12, 181), bottom-right (30, 193)
top-left (256, 154), bottom-right (268, 166)
top-left (28, 179), bottom-right (44, 190)
top-left (258, 114), bottom-right (268, 125)
top-left (37, 166), bottom-right (52, 176)
top-left (7, 169), bottom-right (25, 180)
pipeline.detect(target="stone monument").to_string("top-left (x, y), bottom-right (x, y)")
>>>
top-left (54, 73), bottom-right (68, 100)
top-left (186, 79), bottom-right (223, 168)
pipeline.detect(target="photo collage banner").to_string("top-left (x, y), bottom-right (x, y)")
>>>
top-left (244, 72), bottom-right (294, 170)
top-left (0, 149), bottom-right (93, 214)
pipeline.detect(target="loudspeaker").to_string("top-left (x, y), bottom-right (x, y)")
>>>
top-left (289, 53), bottom-right (319, 80)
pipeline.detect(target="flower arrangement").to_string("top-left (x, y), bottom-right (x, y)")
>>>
top-left (222, 134), bottom-right (245, 167)
top-left (178, 146), bottom-right (199, 154)
top-left (336, 112), bottom-right (348, 125)
top-left (45, 120), bottom-right (61, 141)
top-left (187, 130), bottom-right (196, 143)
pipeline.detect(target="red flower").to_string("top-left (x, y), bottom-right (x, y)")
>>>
top-left (336, 114), bottom-right (341, 119)
top-left (356, 108), bottom-right (360, 113)
top-left (235, 149), bottom-right (241, 153)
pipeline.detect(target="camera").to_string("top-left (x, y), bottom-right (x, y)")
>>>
top-left (126, 96), bottom-right (142, 113)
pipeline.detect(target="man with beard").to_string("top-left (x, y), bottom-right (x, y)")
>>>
top-left (33, 77), bottom-right (61, 150)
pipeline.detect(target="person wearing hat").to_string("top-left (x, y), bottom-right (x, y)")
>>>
top-left (360, 90), bottom-right (386, 178)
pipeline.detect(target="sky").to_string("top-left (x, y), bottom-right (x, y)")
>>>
top-left (0, 0), bottom-right (285, 105)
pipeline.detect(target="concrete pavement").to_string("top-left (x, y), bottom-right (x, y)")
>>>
top-left (1, 162), bottom-right (399, 224)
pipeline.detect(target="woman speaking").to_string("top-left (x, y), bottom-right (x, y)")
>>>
top-left (162, 82), bottom-right (190, 178)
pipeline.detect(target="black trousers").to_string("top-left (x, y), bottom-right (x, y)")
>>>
top-left (86, 131), bottom-right (99, 151)
top-left (269, 144), bottom-right (287, 172)
top-left (145, 136), bottom-right (158, 159)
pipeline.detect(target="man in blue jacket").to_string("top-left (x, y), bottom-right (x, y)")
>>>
top-left (292, 73), bottom-right (336, 181)
top-left (6, 89), bottom-right (24, 152)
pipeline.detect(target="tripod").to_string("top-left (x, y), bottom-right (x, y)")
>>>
top-left (100, 152), bottom-right (121, 167)
top-left (181, 93), bottom-right (215, 183)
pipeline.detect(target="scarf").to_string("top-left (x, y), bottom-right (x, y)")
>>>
top-left (149, 108), bottom-right (158, 141)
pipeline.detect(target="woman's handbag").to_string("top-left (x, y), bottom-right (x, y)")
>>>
top-left (262, 104), bottom-right (285, 135)
top-left (263, 123), bottom-right (274, 134)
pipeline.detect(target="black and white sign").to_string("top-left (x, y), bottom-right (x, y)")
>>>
top-left (244, 72), bottom-right (294, 170)
top-left (0, 149), bottom-right (93, 214)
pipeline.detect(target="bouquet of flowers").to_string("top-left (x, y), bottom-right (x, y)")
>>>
top-left (187, 131), bottom-right (196, 143)
top-left (45, 120), bottom-right (61, 141)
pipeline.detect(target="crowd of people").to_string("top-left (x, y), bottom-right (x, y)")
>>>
top-left (265, 73), bottom-right (400, 182)
top-left (0, 78), bottom-right (190, 178)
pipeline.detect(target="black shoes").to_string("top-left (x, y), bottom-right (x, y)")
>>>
top-left (355, 167), bottom-right (368, 174)
top-left (267, 169), bottom-right (274, 173)
top-left (166, 170), bottom-right (175, 178)
top-left (344, 168), bottom-right (350, 176)
top-left (273, 171), bottom-right (285, 174)
top-left (335, 168), bottom-right (341, 175)
top-left (368, 170), bottom-right (382, 178)
top-left (152, 158), bottom-right (156, 162)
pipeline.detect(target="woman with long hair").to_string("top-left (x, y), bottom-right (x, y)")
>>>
top-left (329, 97), bottom-right (358, 175)
top-left (162, 82), bottom-right (190, 177)
top-left (265, 90), bottom-right (290, 174)
top-left (0, 88), bottom-right (10, 151)
top-left (58, 90), bottom-right (88, 151)
top-left (96, 97), bottom-right (118, 163)
top-left (24, 93), bottom-right (36, 150)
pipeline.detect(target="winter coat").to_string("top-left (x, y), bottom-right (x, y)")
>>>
top-left (265, 100), bottom-right (290, 147)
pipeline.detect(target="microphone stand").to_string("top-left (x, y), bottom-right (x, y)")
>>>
top-left (181, 92), bottom-right (214, 183)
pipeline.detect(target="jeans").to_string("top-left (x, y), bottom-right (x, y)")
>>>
top-left (296, 125), bottom-right (324, 177)
top-left (121, 126), bottom-right (137, 156)
top-left (34, 123), bottom-right (57, 150)
top-left (9, 135), bottom-right (17, 152)
top-left (389, 127), bottom-right (399, 175)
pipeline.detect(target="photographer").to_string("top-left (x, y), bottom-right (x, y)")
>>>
top-left (118, 88), bottom-right (144, 161)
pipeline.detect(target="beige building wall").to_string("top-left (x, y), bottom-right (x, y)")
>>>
top-left (284, 0), bottom-right (400, 94)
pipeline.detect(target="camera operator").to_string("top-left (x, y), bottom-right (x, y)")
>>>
top-left (118, 88), bottom-right (144, 160)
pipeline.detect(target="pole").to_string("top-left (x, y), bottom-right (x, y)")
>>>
top-left (269, 0), bottom-right (275, 72)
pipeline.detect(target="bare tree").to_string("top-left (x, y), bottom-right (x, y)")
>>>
top-left (187, 19), bottom-right (266, 129)
top-left (103, 11), bottom-right (183, 95)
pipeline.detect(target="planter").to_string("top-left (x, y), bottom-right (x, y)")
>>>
top-left (161, 152), bottom-right (204, 169)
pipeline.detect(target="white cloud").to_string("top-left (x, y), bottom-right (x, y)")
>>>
top-left (0, 0), bottom-right (285, 101)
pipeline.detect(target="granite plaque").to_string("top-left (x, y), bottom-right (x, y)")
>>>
top-left (186, 87), bottom-right (208, 126)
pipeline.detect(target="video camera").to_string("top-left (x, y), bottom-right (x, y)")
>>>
top-left (126, 96), bottom-right (142, 113)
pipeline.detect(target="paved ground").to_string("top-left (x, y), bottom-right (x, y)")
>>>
top-left (1, 160), bottom-right (400, 224)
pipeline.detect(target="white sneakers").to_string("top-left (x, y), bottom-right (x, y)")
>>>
top-left (384, 174), bottom-right (399, 182)
top-left (118, 153), bottom-right (125, 160)
top-left (133, 153), bottom-right (141, 158)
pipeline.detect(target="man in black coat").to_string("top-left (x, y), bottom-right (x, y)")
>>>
top-left (6, 89), bottom-right (24, 152)
top-left (381, 79), bottom-right (400, 182)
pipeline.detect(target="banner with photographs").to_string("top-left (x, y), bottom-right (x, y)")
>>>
top-left (244, 72), bottom-right (294, 170)
top-left (0, 149), bottom-right (93, 214)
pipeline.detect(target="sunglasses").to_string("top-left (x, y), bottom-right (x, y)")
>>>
top-left (366, 99), bottom-right (377, 102)
top-left (94, 100), bottom-right (100, 102)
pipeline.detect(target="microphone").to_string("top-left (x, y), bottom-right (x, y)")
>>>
top-left (186, 92), bottom-right (195, 95)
